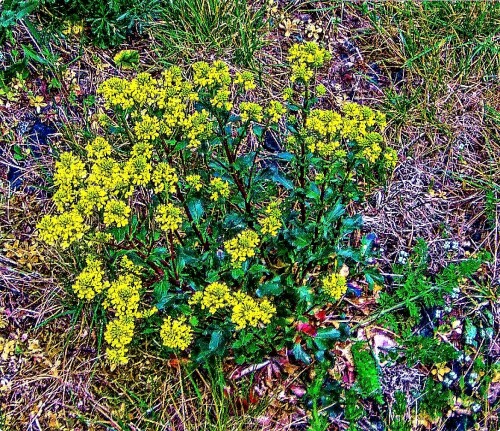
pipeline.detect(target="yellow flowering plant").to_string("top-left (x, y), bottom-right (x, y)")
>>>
top-left (36, 42), bottom-right (396, 367)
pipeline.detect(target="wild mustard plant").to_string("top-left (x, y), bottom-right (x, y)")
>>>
top-left (37, 41), bottom-right (396, 366)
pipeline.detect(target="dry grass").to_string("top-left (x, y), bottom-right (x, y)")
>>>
top-left (1, 1), bottom-right (499, 430)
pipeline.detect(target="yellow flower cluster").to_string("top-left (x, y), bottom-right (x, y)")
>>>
top-left (322, 273), bottom-right (347, 301)
top-left (259, 202), bottom-right (282, 237)
top-left (184, 110), bottom-right (211, 149)
top-left (287, 41), bottom-right (332, 83)
top-left (186, 174), bottom-right (203, 191)
top-left (104, 273), bottom-right (141, 316)
top-left (234, 71), bottom-right (256, 91)
top-left (72, 257), bottom-right (109, 301)
top-left (192, 60), bottom-right (231, 88)
top-left (86, 137), bottom-right (112, 160)
top-left (155, 203), bottom-right (183, 231)
top-left (152, 162), bottom-right (178, 193)
top-left (53, 152), bottom-right (87, 188)
top-left (134, 114), bottom-right (160, 141)
top-left (305, 109), bottom-right (343, 157)
top-left (97, 69), bottom-right (214, 149)
top-left (125, 155), bottom-right (152, 186)
top-left (231, 291), bottom-right (276, 330)
top-left (189, 283), bottom-right (276, 330)
top-left (37, 210), bottom-right (88, 249)
top-left (303, 102), bottom-right (392, 165)
top-left (160, 316), bottom-right (193, 350)
top-left (210, 89), bottom-right (232, 111)
top-left (102, 270), bottom-right (143, 365)
top-left (189, 282), bottom-right (232, 314)
top-left (239, 102), bottom-right (263, 123)
top-left (265, 101), bottom-right (286, 123)
top-left (105, 316), bottom-right (135, 348)
top-left (209, 177), bottom-right (230, 201)
top-left (103, 200), bottom-right (131, 228)
top-left (224, 229), bottom-right (260, 266)
top-left (383, 147), bottom-right (398, 169)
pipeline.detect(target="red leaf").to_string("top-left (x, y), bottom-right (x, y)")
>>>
top-left (297, 322), bottom-right (317, 337)
top-left (314, 309), bottom-right (327, 322)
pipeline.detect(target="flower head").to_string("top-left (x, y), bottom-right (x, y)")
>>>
top-left (322, 273), bottom-right (347, 300)
top-left (155, 203), bottom-right (183, 231)
top-left (160, 316), bottom-right (193, 350)
top-left (224, 229), bottom-right (260, 266)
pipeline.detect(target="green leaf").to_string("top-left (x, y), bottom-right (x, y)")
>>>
top-left (464, 319), bottom-right (477, 347)
top-left (111, 225), bottom-right (128, 243)
top-left (291, 231), bottom-right (311, 250)
top-left (231, 267), bottom-right (246, 280)
top-left (292, 342), bottom-right (311, 364)
top-left (256, 277), bottom-right (283, 297)
top-left (287, 104), bottom-right (301, 112)
top-left (306, 182), bottom-right (321, 201)
top-left (249, 264), bottom-right (268, 276)
top-left (153, 279), bottom-right (173, 310)
top-left (271, 169), bottom-right (294, 190)
top-left (209, 330), bottom-right (224, 352)
top-left (187, 199), bottom-right (204, 223)
top-left (276, 152), bottom-right (295, 162)
top-left (315, 327), bottom-right (341, 340)
top-left (252, 124), bottom-right (264, 139)
top-left (323, 200), bottom-right (345, 224)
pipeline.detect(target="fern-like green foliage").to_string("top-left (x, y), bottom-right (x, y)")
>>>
top-left (351, 342), bottom-right (383, 403)
top-left (377, 239), bottom-right (484, 331)
top-left (403, 335), bottom-right (457, 366)
top-left (420, 378), bottom-right (453, 419)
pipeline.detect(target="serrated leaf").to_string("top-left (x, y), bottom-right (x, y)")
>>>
top-left (292, 342), bottom-right (311, 364)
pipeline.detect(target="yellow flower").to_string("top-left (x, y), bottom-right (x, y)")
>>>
top-left (322, 273), bottom-right (347, 300)
top-left (160, 316), bottom-right (193, 350)
top-left (131, 141), bottom-right (153, 159)
top-left (104, 274), bottom-right (141, 317)
top-left (190, 282), bottom-right (233, 314)
top-left (78, 185), bottom-right (107, 215)
top-left (186, 174), bottom-right (202, 191)
top-left (234, 71), bottom-right (256, 91)
top-left (104, 317), bottom-right (135, 348)
top-left (383, 147), bottom-right (398, 169)
top-left (209, 177), bottom-right (230, 201)
top-left (224, 229), bottom-right (260, 266)
top-left (86, 137), bottom-right (112, 160)
top-left (53, 152), bottom-right (87, 188)
top-left (361, 143), bottom-right (382, 164)
top-left (210, 89), bottom-right (232, 111)
top-left (106, 346), bottom-right (129, 366)
top-left (125, 156), bottom-right (152, 186)
top-left (155, 203), bottom-right (182, 231)
top-left (152, 162), bottom-right (178, 193)
top-left (265, 101), bottom-right (286, 123)
top-left (134, 114), bottom-right (160, 141)
top-left (103, 200), bottom-right (131, 228)
top-left (230, 291), bottom-right (276, 330)
top-left (29, 95), bottom-right (47, 113)
top-left (259, 201), bottom-right (282, 237)
top-left (239, 102), bottom-right (263, 123)
top-left (36, 210), bottom-right (88, 249)
top-left (72, 257), bottom-right (110, 301)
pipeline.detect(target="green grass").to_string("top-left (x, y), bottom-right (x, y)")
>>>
top-left (151, 0), bottom-right (268, 67)
top-left (351, 0), bottom-right (500, 142)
